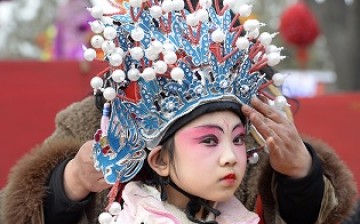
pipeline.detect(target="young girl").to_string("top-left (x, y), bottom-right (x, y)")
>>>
top-left (85, 0), bottom-right (306, 223)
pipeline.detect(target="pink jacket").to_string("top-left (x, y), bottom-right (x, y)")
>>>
top-left (115, 181), bottom-right (259, 224)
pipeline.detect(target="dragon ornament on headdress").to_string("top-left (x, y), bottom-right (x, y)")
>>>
top-left (84, 0), bottom-right (289, 185)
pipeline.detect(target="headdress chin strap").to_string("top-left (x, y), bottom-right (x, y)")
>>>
top-left (168, 181), bottom-right (221, 224)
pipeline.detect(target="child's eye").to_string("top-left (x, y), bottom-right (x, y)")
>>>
top-left (201, 135), bottom-right (218, 146)
top-left (233, 135), bottom-right (245, 145)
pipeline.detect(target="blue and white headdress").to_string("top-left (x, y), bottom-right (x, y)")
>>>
top-left (85, 0), bottom-right (287, 184)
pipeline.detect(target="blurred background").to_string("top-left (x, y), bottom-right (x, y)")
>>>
top-left (0, 0), bottom-right (359, 194)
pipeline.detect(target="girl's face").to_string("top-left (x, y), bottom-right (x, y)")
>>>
top-left (167, 111), bottom-right (247, 206)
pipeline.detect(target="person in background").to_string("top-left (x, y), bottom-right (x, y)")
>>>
top-left (0, 0), bottom-right (357, 223)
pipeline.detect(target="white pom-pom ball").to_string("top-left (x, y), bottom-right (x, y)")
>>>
top-left (248, 152), bottom-right (259, 164)
top-left (111, 70), bottom-right (126, 83)
top-left (103, 87), bottom-right (116, 101)
top-left (162, 0), bottom-right (176, 13)
top-left (84, 48), bottom-right (97, 61)
top-left (267, 52), bottom-right (285, 66)
top-left (130, 47), bottom-right (144, 61)
top-left (238, 4), bottom-right (252, 17)
top-left (145, 47), bottom-right (160, 61)
top-left (196, 9), bottom-right (209, 23)
top-left (141, 67), bottom-right (156, 81)
top-left (173, 0), bottom-right (185, 11)
top-left (162, 42), bottom-right (175, 52)
top-left (89, 20), bottom-right (105, 33)
top-left (103, 26), bottom-right (117, 40)
top-left (129, 0), bottom-right (143, 8)
top-left (170, 67), bottom-right (185, 81)
top-left (113, 47), bottom-right (126, 58)
top-left (258, 32), bottom-right (273, 46)
top-left (109, 202), bottom-right (122, 216)
top-left (243, 19), bottom-right (260, 32)
top-left (151, 40), bottom-right (163, 54)
top-left (272, 73), bottom-right (286, 87)
top-left (223, 0), bottom-right (235, 8)
top-left (274, 95), bottom-right (287, 110)
top-left (131, 27), bottom-right (145, 41)
top-left (186, 13), bottom-right (199, 27)
top-left (247, 28), bottom-right (260, 39)
top-left (164, 51), bottom-right (177, 64)
top-left (150, 6), bottom-right (163, 18)
top-left (87, 6), bottom-right (103, 19)
top-left (236, 37), bottom-right (250, 50)
top-left (154, 60), bottom-right (168, 74)
top-left (109, 53), bottom-right (123, 66)
top-left (98, 212), bottom-right (113, 224)
top-left (211, 29), bottom-right (225, 43)
top-left (102, 40), bottom-right (115, 54)
top-left (90, 77), bottom-right (104, 89)
top-left (91, 35), bottom-right (105, 49)
top-left (199, 0), bottom-right (212, 9)
top-left (127, 68), bottom-right (140, 81)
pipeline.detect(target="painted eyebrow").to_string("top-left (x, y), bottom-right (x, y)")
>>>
top-left (194, 123), bottom-right (244, 133)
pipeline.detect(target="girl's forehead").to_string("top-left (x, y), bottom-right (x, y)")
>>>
top-left (180, 111), bottom-right (242, 129)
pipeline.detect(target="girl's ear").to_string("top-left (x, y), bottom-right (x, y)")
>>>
top-left (147, 145), bottom-right (170, 177)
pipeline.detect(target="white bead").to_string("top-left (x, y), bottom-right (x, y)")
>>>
top-left (170, 67), bottom-right (185, 81)
top-left (173, 0), bottom-right (185, 11)
top-left (223, 0), bottom-right (235, 8)
top-left (248, 152), bottom-right (259, 164)
top-left (89, 20), bottom-right (105, 33)
top-left (141, 67), bottom-right (156, 81)
top-left (274, 95), bottom-right (287, 110)
top-left (108, 202), bottom-right (122, 216)
top-left (109, 53), bottom-right (123, 66)
top-left (151, 40), bottom-right (163, 54)
top-left (150, 6), bottom-right (163, 18)
top-left (103, 26), bottom-right (117, 40)
top-left (91, 35), bottom-right (105, 49)
top-left (162, 42), bottom-right (175, 53)
top-left (145, 47), bottom-right (160, 61)
top-left (272, 73), bottom-right (286, 87)
top-left (129, 0), bottom-right (143, 8)
top-left (236, 37), bottom-right (249, 50)
top-left (129, 47), bottom-right (144, 61)
top-left (199, 0), bottom-right (212, 9)
top-left (103, 87), bottom-right (117, 101)
top-left (164, 51), bottom-right (177, 64)
top-left (196, 9), bottom-right (209, 23)
top-left (111, 70), bottom-right (126, 83)
top-left (243, 19), bottom-right (260, 32)
top-left (113, 47), bottom-right (126, 58)
top-left (266, 45), bottom-right (283, 54)
top-left (131, 27), bottom-right (145, 41)
top-left (102, 40), bottom-right (115, 54)
top-left (98, 212), bottom-right (113, 224)
top-left (247, 28), bottom-right (259, 39)
top-left (154, 60), bottom-right (168, 74)
top-left (127, 68), bottom-right (140, 81)
top-left (162, 0), bottom-right (175, 13)
top-left (87, 6), bottom-right (103, 19)
top-left (90, 77), bottom-right (104, 89)
top-left (186, 13), bottom-right (200, 27)
top-left (84, 48), bottom-right (97, 61)
top-left (173, 0), bottom-right (185, 10)
top-left (258, 32), bottom-right (273, 46)
top-left (267, 52), bottom-right (285, 66)
top-left (211, 29), bottom-right (225, 43)
top-left (238, 4), bottom-right (252, 17)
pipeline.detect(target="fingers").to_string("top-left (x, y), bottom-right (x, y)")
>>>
top-left (249, 97), bottom-right (284, 124)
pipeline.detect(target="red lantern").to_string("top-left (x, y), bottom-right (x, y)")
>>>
top-left (279, 1), bottom-right (320, 68)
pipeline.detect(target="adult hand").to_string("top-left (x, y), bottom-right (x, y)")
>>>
top-left (63, 140), bottom-right (111, 201)
top-left (241, 97), bottom-right (312, 179)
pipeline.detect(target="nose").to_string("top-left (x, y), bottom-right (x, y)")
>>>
top-left (219, 144), bottom-right (237, 167)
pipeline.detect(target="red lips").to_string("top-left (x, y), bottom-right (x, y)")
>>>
top-left (223, 173), bottom-right (236, 180)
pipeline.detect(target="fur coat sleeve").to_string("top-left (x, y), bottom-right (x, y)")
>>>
top-left (0, 96), bottom-right (357, 224)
